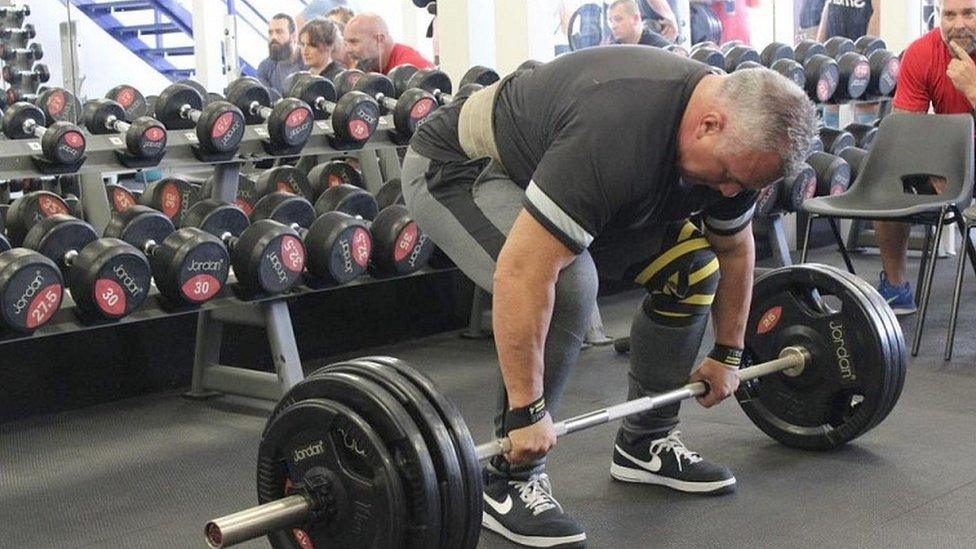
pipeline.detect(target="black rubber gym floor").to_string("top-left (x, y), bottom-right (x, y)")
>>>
top-left (2, 247), bottom-right (976, 548)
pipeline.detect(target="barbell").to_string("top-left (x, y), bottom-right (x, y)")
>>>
top-left (205, 263), bottom-right (906, 548)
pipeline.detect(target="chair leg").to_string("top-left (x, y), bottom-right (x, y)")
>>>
top-left (799, 214), bottom-right (815, 263)
top-left (945, 223), bottom-right (973, 360)
top-left (956, 215), bottom-right (976, 279)
top-left (828, 218), bottom-right (855, 274)
top-left (912, 211), bottom-right (946, 356)
top-left (915, 225), bottom-right (934, 305)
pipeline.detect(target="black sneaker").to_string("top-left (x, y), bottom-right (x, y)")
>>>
top-left (610, 430), bottom-right (736, 494)
top-left (482, 473), bottom-right (587, 547)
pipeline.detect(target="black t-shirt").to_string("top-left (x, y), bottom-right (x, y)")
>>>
top-left (411, 47), bottom-right (757, 254)
top-left (824, 0), bottom-right (873, 40)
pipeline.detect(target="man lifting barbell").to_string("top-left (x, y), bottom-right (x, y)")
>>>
top-left (400, 47), bottom-right (817, 547)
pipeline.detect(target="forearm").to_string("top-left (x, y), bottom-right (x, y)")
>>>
top-left (710, 236), bottom-right (754, 348)
top-left (493, 270), bottom-right (555, 408)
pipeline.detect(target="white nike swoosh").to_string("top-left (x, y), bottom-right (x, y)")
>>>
top-left (484, 493), bottom-right (513, 515)
top-left (615, 445), bottom-right (662, 472)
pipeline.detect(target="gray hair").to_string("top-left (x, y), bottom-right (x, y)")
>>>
top-left (716, 68), bottom-right (818, 180)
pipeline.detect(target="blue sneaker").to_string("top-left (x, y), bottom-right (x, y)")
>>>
top-left (877, 272), bottom-right (917, 316)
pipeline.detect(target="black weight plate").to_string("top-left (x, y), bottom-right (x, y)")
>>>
top-left (821, 266), bottom-right (905, 427)
top-left (271, 370), bottom-right (441, 549)
top-left (736, 263), bottom-right (895, 449)
top-left (360, 356), bottom-right (482, 549)
top-left (257, 398), bottom-right (407, 549)
top-left (799, 263), bottom-right (897, 432)
top-left (317, 360), bottom-right (468, 549)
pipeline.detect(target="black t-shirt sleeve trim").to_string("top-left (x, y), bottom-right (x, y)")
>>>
top-left (523, 181), bottom-right (591, 254)
top-left (703, 190), bottom-right (757, 235)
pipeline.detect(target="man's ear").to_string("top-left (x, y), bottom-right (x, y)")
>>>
top-left (695, 112), bottom-right (727, 139)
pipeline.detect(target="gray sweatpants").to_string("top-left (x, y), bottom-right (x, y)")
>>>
top-left (401, 147), bottom-right (708, 478)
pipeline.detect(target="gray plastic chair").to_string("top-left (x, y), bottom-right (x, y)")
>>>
top-left (800, 113), bottom-right (976, 357)
top-left (947, 205), bottom-right (976, 360)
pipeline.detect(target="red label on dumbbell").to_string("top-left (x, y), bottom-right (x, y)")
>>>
top-left (181, 274), bottom-right (221, 302)
top-left (116, 86), bottom-right (135, 107)
top-left (394, 221), bottom-right (419, 262)
top-left (854, 63), bottom-right (870, 79)
top-left (817, 79), bottom-right (830, 102)
top-left (888, 58), bottom-right (900, 80)
top-left (38, 195), bottom-right (69, 216)
top-left (348, 119), bottom-right (369, 141)
top-left (94, 279), bottom-right (126, 316)
top-left (48, 90), bottom-right (65, 115)
top-left (328, 174), bottom-right (342, 188)
top-left (234, 197), bottom-right (254, 216)
top-left (212, 111), bottom-right (236, 138)
top-left (803, 174), bottom-right (817, 199)
top-left (352, 227), bottom-right (370, 267)
top-left (276, 180), bottom-right (295, 193)
top-left (160, 182), bottom-right (183, 218)
top-left (285, 107), bottom-right (310, 129)
top-left (111, 188), bottom-right (136, 211)
top-left (756, 306), bottom-right (782, 335)
top-left (410, 97), bottom-right (435, 121)
top-left (25, 284), bottom-right (61, 329)
top-left (281, 235), bottom-right (305, 273)
top-left (63, 131), bottom-right (84, 150)
top-left (144, 126), bottom-right (165, 143)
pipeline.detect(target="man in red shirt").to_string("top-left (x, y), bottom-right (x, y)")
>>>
top-left (343, 12), bottom-right (434, 75)
top-left (874, 0), bottom-right (976, 315)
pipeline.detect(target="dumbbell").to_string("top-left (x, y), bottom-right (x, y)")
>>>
top-left (690, 44), bottom-right (725, 70)
top-left (778, 164), bottom-right (817, 213)
top-left (307, 160), bottom-right (365, 200)
top-left (1, 101), bottom-right (86, 165)
top-left (153, 82), bottom-right (246, 155)
top-left (197, 170), bottom-right (298, 216)
top-left (754, 180), bottom-right (780, 217)
top-left (721, 41), bottom-right (760, 72)
top-left (822, 37), bottom-right (870, 101)
top-left (0, 5), bottom-right (30, 26)
top-left (22, 211), bottom-right (151, 320)
top-left (105, 84), bottom-right (150, 121)
top-left (81, 98), bottom-right (168, 161)
top-left (137, 177), bottom-right (201, 226)
top-left (843, 122), bottom-right (877, 150)
top-left (250, 192), bottom-right (372, 285)
top-left (0, 24), bottom-right (35, 48)
top-left (4, 190), bottom-right (73, 246)
top-left (2, 63), bottom-right (49, 86)
top-left (294, 184), bottom-right (429, 275)
top-left (34, 87), bottom-right (83, 125)
top-left (103, 206), bottom-right (230, 305)
top-left (388, 65), bottom-right (453, 99)
top-left (181, 199), bottom-right (305, 295)
top-left (253, 165), bottom-right (316, 201)
top-left (0, 42), bottom-right (42, 62)
top-left (807, 151), bottom-right (851, 197)
top-left (224, 77), bottom-right (314, 152)
top-left (759, 42), bottom-right (805, 89)
top-left (818, 126), bottom-right (855, 155)
top-left (105, 183), bottom-right (139, 214)
top-left (0, 232), bottom-right (64, 333)
top-left (284, 72), bottom-right (379, 144)
top-left (864, 49), bottom-right (900, 97)
top-left (350, 72), bottom-right (438, 137)
top-left (795, 48), bottom-right (839, 103)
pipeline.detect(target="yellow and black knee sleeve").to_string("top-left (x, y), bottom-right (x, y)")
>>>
top-left (634, 221), bottom-right (720, 325)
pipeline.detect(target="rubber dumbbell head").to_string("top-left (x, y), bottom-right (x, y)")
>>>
top-left (315, 184), bottom-right (379, 221)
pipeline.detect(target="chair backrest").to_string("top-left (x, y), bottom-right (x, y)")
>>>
top-left (846, 113), bottom-right (974, 209)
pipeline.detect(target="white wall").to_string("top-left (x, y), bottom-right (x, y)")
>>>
top-left (30, 0), bottom-right (171, 100)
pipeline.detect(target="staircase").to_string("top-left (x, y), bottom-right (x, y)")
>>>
top-left (66, 0), bottom-right (256, 81)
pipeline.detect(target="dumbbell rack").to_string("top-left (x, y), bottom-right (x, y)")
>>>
top-left (0, 120), bottom-right (456, 403)
top-left (0, 6), bottom-right (42, 104)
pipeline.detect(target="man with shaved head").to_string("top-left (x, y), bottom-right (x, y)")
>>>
top-left (609, 0), bottom-right (670, 46)
top-left (344, 12), bottom-right (434, 74)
